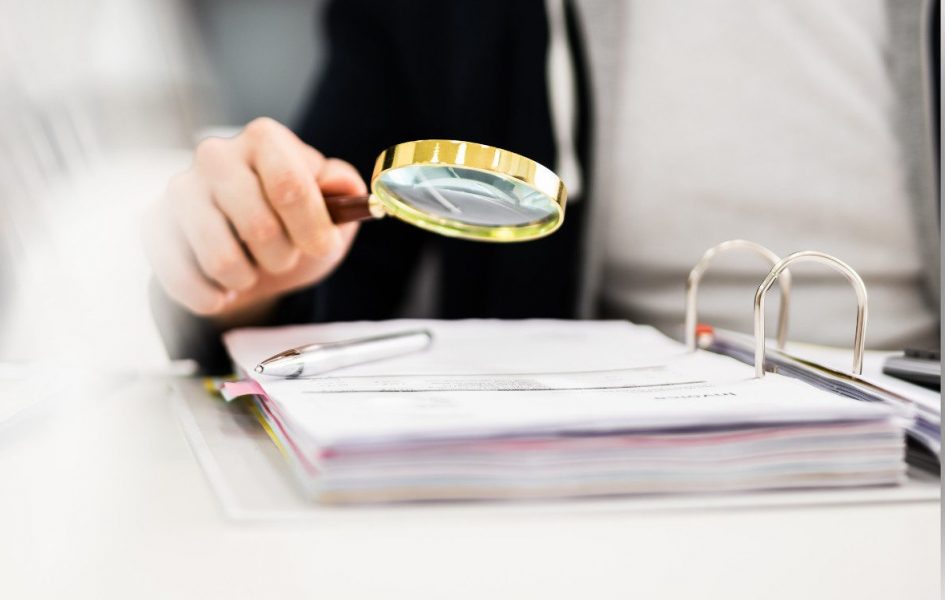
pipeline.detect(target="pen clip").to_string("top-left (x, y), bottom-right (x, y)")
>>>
top-left (255, 348), bottom-right (306, 374)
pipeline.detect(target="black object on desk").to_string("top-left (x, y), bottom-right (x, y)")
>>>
top-left (882, 349), bottom-right (941, 391)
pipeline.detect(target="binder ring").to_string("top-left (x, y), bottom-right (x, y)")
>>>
top-left (686, 240), bottom-right (792, 351)
top-left (753, 251), bottom-right (868, 378)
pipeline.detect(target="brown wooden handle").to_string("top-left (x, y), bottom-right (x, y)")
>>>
top-left (324, 194), bottom-right (377, 224)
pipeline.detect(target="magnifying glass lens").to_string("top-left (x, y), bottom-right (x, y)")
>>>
top-left (375, 165), bottom-right (558, 227)
top-left (322, 140), bottom-right (566, 241)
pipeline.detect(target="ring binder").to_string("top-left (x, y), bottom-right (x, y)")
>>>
top-left (685, 244), bottom-right (936, 473)
top-left (753, 251), bottom-right (869, 378)
top-left (685, 240), bottom-right (792, 351)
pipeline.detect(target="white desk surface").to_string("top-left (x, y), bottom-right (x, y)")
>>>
top-left (1, 373), bottom-right (940, 600)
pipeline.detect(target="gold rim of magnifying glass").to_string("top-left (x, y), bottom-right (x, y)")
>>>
top-left (369, 139), bottom-right (567, 242)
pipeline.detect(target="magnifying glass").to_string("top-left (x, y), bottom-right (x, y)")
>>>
top-left (323, 139), bottom-right (567, 242)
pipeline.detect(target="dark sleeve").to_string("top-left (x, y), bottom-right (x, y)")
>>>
top-left (149, 280), bottom-right (228, 373)
top-left (149, 280), bottom-right (320, 375)
top-left (293, 0), bottom-right (427, 321)
top-left (295, 0), bottom-right (405, 173)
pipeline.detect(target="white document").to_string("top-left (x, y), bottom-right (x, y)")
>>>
top-left (224, 320), bottom-right (896, 449)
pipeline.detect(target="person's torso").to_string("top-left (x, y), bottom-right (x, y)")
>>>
top-left (597, 0), bottom-right (938, 348)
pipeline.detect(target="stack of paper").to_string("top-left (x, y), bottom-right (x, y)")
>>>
top-left (706, 329), bottom-right (939, 470)
top-left (224, 320), bottom-right (905, 504)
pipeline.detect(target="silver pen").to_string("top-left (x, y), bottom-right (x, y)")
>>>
top-left (254, 329), bottom-right (433, 378)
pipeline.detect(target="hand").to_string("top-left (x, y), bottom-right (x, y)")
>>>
top-left (144, 117), bottom-right (365, 325)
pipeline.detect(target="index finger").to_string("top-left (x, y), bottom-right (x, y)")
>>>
top-left (243, 122), bottom-right (340, 257)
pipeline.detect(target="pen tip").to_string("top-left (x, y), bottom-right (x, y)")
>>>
top-left (254, 365), bottom-right (263, 374)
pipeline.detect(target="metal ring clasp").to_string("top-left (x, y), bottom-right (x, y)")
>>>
top-left (753, 251), bottom-right (868, 378)
top-left (686, 240), bottom-right (792, 351)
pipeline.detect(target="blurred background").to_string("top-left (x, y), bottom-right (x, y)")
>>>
top-left (0, 0), bottom-right (329, 370)
top-left (1, 0), bottom-right (938, 372)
